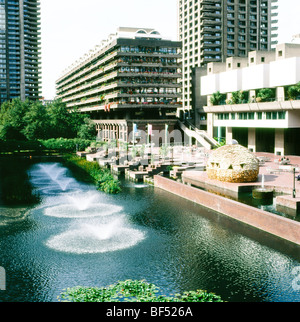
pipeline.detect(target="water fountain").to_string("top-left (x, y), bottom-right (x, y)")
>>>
top-left (28, 162), bottom-right (146, 254)
top-left (252, 174), bottom-right (274, 202)
top-left (46, 217), bottom-right (145, 254)
top-left (44, 191), bottom-right (123, 219)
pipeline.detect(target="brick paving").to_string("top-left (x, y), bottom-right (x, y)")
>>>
top-left (183, 152), bottom-right (300, 197)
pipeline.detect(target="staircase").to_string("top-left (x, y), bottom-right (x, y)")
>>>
top-left (178, 121), bottom-right (218, 150)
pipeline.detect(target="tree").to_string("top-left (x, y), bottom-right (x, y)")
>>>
top-left (0, 98), bottom-right (94, 141)
top-left (0, 99), bottom-right (29, 140)
top-left (22, 101), bottom-right (49, 140)
top-left (77, 117), bottom-right (97, 140)
top-left (46, 100), bottom-right (77, 138)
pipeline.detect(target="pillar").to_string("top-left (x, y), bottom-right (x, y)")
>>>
top-left (248, 128), bottom-right (256, 152)
top-left (207, 113), bottom-right (214, 139)
top-left (249, 90), bottom-right (256, 103)
top-left (226, 127), bottom-right (233, 144)
top-left (275, 128), bottom-right (285, 156)
top-left (276, 87), bottom-right (285, 102)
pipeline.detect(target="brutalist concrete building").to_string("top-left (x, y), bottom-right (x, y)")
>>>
top-left (56, 27), bottom-right (182, 144)
top-left (0, 0), bottom-right (41, 103)
top-left (178, 0), bottom-right (278, 128)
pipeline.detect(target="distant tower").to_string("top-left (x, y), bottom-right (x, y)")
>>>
top-left (0, 0), bottom-right (41, 104)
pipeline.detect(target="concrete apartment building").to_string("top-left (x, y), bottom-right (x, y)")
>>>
top-left (178, 0), bottom-right (278, 128)
top-left (201, 42), bottom-right (300, 156)
top-left (0, 0), bottom-right (41, 104)
top-left (56, 27), bottom-right (182, 144)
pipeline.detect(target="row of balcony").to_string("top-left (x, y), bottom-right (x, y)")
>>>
top-left (57, 48), bottom-right (181, 88)
top-left (62, 87), bottom-right (181, 104)
top-left (57, 67), bottom-right (181, 97)
top-left (72, 99), bottom-right (182, 112)
top-left (57, 77), bottom-right (181, 99)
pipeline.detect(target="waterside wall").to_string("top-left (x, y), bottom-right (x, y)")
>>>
top-left (154, 175), bottom-right (300, 248)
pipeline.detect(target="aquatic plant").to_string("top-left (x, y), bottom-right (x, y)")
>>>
top-left (59, 280), bottom-right (223, 303)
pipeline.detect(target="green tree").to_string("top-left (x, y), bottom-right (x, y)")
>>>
top-left (77, 117), bottom-right (97, 140)
top-left (46, 100), bottom-right (77, 138)
top-left (0, 99), bottom-right (29, 140)
top-left (22, 101), bottom-right (49, 140)
top-left (0, 98), bottom-right (94, 141)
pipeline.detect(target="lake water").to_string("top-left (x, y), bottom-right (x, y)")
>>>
top-left (0, 160), bottom-right (300, 302)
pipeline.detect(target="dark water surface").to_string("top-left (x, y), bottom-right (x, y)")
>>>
top-left (0, 159), bottom-right (300, 302)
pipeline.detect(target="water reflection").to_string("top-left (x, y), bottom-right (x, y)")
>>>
top-left (0, 160), bottom-right (299, 302)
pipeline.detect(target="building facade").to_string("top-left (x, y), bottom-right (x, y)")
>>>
top-left (178, 0), bottom-right (278, 125)
top-left (56, 27), bottom-right (182, 144)
top-left (202, 43), bottom-right (300, 156)
top-left (0, 0), bottom-right (41, 104)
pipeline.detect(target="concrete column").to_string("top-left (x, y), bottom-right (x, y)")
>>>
top-left (226, 127), bottom-right (233, 144)
top-left (248, 128), bottom-right (256, 152)
top-left (275, 128), bottom-right (285, 156)
top-left (207, 113), bottom-right (214, 139)
top-left (207, 95), bottom-right (213, 106)
top-left (226, 93), bottom-right (232, 104)
top-left (277, 87), bottom-right (285, 102)
top-left (249, 90), bottom-right (256, 103)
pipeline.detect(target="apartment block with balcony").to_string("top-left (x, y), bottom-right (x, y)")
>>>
top-left (0, 0), bottom-right (41, 104)
top-left (202, 43), bottom-right (300, 156)
top-left (56, 27), bottom-right (182, 143)
top-left (178, 0), bottom-right (278, 129)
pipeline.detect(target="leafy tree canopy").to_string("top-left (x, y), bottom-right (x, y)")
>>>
top-left (0, 99), bottom-right (96, 141)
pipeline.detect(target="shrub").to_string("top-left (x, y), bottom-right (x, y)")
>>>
top-left (63, 155), bottom-right (121, 194)
top-left (210, 91), bottom-right (224, 106)
top-left (39, 138), bottom-right (92, 153)
top-left (256, 88), bottom-right (275, 102)
top-left (287, 83), bottom-right (300, 100)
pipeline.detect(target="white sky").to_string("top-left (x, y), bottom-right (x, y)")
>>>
top-left (40, 0), bottom-right (300, 99)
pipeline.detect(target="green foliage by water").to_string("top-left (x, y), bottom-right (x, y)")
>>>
top-left (59, 280), bottom-right (223, 302)
top-left (63, 155), bottom-right (121, 194)
top-left (0, 138), bottom-right (93, 154)
top-left (0, 98), bottom-right (96, 141)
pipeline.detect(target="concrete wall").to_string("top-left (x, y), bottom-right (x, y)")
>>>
top-left (154, 175), bottom-right (300, 247)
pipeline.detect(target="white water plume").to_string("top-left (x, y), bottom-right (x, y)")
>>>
top-left (29, 162), bottom-right (146, 254)
top-left (46, 219), bottom-right (145, 254)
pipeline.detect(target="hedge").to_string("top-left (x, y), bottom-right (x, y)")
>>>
top-left (0, 138), bottom-right (93, 153)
